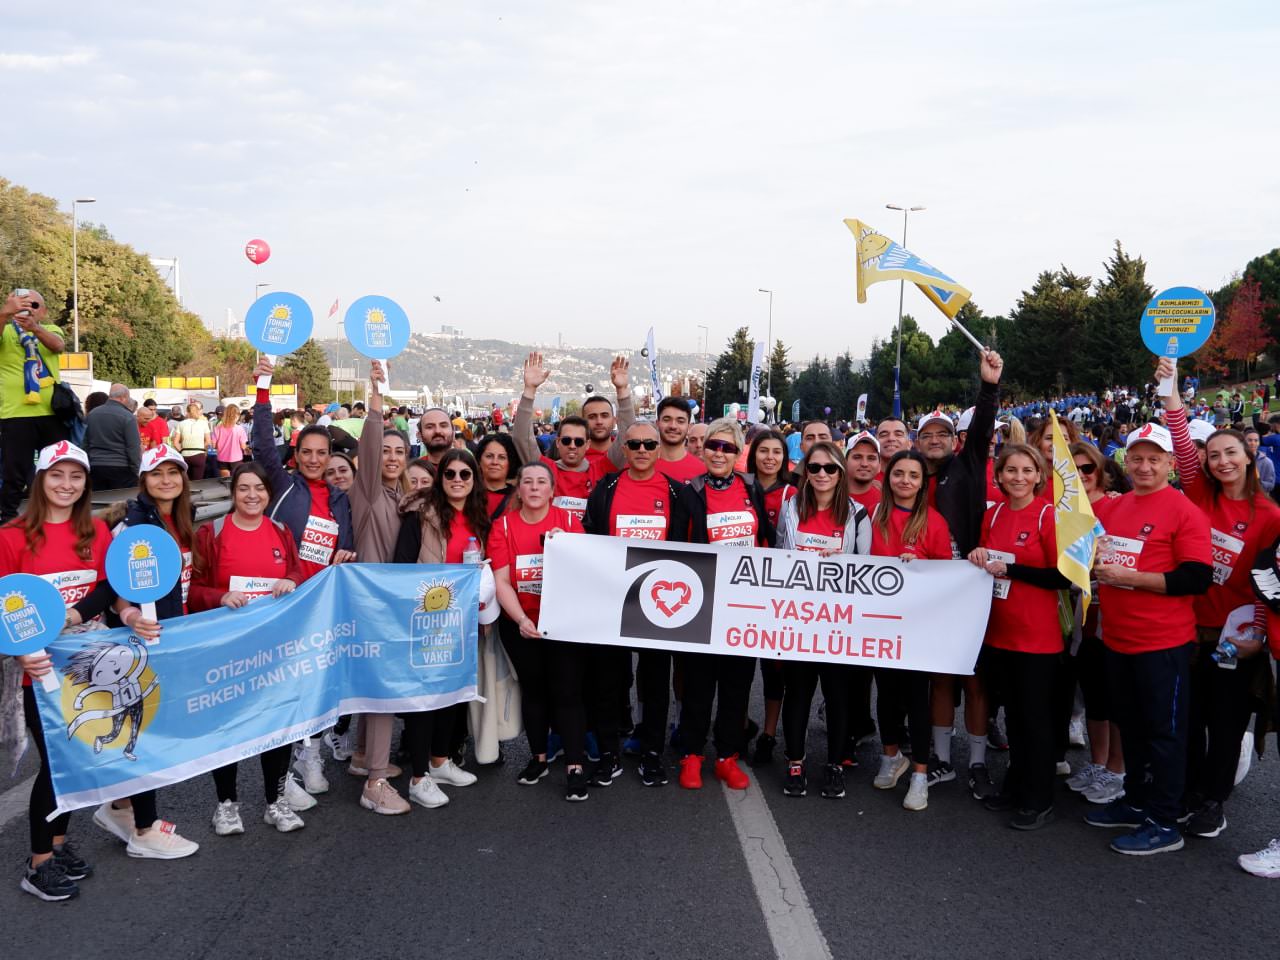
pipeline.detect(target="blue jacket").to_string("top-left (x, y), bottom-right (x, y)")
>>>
top-left (252, 401), bottom-right (355, 554)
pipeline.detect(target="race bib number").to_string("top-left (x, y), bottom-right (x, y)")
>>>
top-left (299, 515), bottom-right (339, 566)
top-left (39, 569), bottom-right (97, 608)
top-left (229, 576), bottom-right (274, 602)
top-left (1098, 535), bottom-right (1144, 589)
top-left (988, 549), bottom-right (1015, 600)
top-left (553, 496), bottom-right (587, 520)
top-left (707, 510), bottom-right (756, 547)
top-left (1210, 528), bottom-right (1245, 586)
top-left (793, 530), bottom-right (842, 554)
top-left (514, 553), bottom-right (544, 594)
top-left (616, 514), bottom-right (667, 540)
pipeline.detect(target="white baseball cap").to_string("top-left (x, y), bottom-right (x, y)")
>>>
top-left (956, 407), bottom-right (976, 433)
top-left (139, 443), bottom-right (188, 475)
top-left (478, 563), bottom-right (499, 625)
top-left (1187, 420), bottom-right (1216, 445)
top-left (916, 410), bottom-right (954, 434)
top-left (1125, 423), bottom-right (1173, 453)
top-left (36, 440), bottom-right (90, 473)
top-left (845, 430), bottom-right (880, 453)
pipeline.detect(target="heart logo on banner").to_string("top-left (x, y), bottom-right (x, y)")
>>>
top-left (650, 580), bottom-right (692, 618)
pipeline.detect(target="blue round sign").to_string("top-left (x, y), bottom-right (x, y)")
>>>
top-left (244, 292), bottom-right (314, 356)
top-left (0, 574), bottom-right (69, 656)
top-left (1140, 286), bottom-right (1216, 358)
top-left (344, 295), bottom-right (410, 360)
top-left (106, 526), bottom-right (182, 604)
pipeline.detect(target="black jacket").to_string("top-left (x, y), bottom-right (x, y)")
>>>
top-left (686, 472), bottom-right (776, 548)
top-left (583, 470), bottom-right (707, 543)
top-left (932, 379), bottom-right (999, 557)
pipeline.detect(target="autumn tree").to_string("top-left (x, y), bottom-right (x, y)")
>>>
top-left (1224, 277), bottom-right (1268, 379)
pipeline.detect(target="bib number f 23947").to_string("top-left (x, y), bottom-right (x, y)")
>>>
top-left (616, 514), bottom-right (666, 540)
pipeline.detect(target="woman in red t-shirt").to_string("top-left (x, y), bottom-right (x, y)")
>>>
top-left (1, 442), bottom-right (159, 902)
top-left (477, 434), bottom-right (519, 519)
top-left (1158, 356), bottom-right (1280, 838)
top-left (869, 449), bottom-right (953, 812)
top-left (490, 461), bottom-right (586, 800)
top-left (968, 444), bottom-right (1071, 830)
top-left (189, 463), bottom-right (305, 836)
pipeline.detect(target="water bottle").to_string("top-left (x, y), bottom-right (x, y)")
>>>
top-left (1211, 639), bottom-right (1238, 670)
top-left (462, 536), bottom-right (483, 564)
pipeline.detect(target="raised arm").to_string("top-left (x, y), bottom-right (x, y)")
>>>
top-left (250, 357), bottom-right (293, 496)
top-left (513, 352), bottom-right (549, 465)
top-left (351, 361), bottom-right (388, 509)
top-left (959, 349), bottom-right (1002, 474)
top-left (1157, 357), bottom-right (1205, 497)
top-left (607, 355), bottom-right (634, 469)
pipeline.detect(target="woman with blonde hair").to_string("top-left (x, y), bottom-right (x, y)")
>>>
top-left (212, 403), bottom-right (249, 477)
top-left (174, 401), bottom-right (212, 478)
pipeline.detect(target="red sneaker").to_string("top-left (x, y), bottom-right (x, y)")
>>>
top-left (714, 754), bottom-right (750, 790)
top-left (678, 754), bottom-right (703, 789)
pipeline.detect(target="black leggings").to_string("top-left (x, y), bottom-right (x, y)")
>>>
top-left (681, 652), bottom-right (755, 759)
top-left (212, 745), bottom-right (293, 804)
top-left (1187, 640), bottom-right (1263, 805)
top-left (760, 659), bottom-right (784, 701)
top-left (982, 647), bottom-right (1059, 812)
top-left (636, 650), bottom-right (672, 755)
top-left (404, 707), bottom-right (456, 778)
top-left (499, 617), bottom-right (588, 765)
top-left (24, 685), bottom-right (69, 855)
top-left (782, 662), bottom-right (852, 765)
top-left (875, 667), bottom-right (931, 762)
top-left (584, 644), bottom-right (627, 757)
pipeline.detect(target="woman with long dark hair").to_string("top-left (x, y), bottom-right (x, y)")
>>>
top-left (476, 433), bottom-right (521, 518)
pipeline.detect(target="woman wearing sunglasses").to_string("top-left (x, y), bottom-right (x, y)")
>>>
top-left (775, 441), bottom-right (872, 799)
top-left (394, 448), bottom-right (489, 806)
top-left (679, 418), bottom-right (776, 791)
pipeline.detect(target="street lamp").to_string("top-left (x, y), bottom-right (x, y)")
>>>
top-left (697, 324), bottom-right (709, 422)
top-left (71, 198), bottom-right (96, 353)
top-left (884, 204), bottom-right (925, 418)
top-left (253, 283), bottom-right (271, 366)
top-left (757, 288), bottom-right (773, 397)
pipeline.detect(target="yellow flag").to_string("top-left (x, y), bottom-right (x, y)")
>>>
top-left (1049, 410), bottom-right (1104, 610)
top-left (843, 218), bottom-right (971, 320)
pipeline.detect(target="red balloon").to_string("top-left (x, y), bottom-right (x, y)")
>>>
top-left (244, 239), bottom-right (271, 265)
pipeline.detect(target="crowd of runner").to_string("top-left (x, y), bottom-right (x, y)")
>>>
top-left (2, 285), bottom-right (1279, 902)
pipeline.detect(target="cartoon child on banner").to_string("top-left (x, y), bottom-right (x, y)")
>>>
top-left (63, 636), bottom-right (158, 761)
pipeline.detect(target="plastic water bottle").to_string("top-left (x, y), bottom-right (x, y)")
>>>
top-left (462, 536), bottom-right (483, 564)
top-left (1211, 640), bottom-right (1238, 670)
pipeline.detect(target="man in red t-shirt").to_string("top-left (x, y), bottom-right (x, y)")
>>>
top-left (138, 401), bottom-right (170, 451)
top-left (654, 396), bottom-right (703, 483)
top-left (1087, 423), bottom-right (1212, 855)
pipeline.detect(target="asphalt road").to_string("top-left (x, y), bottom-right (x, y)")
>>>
top-left (4, 679), bottom-right (1278, 960)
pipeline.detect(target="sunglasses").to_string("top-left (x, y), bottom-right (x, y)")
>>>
top-left (625, 439), bottom-right (659, 451)
top-left (704, 439), bottom-right (739, 455)
top-left (1074, 462), bottom-right (1097, 475)
top-left (558, 436), bottom-right (586, 447)
top-left (442, 468), bottom-right (473, 481)
top-left (806, 462), bottom-right (842, 475)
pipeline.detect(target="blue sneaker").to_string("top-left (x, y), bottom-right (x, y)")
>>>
top-left (546, 733), bottom-right (564, 763)
top-left (1084, 800), bottom-right (1147, 829)
top-left (1110, 818), bottom-right (1185, 856)
top-left (585, 732), bottom-right (601, 763)
top-left (622, 735), bottom-right (643, 757)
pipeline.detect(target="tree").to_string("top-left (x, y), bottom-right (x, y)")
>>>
top-left (767, 339), bottom-right (792, 418)
top-left (1004, 268), bottom-right (1092, 395)
top-left (791, 355), bottom-right (835, 421)
top-left (1081, 243), bottom-right (1154, 392)
top-left (1243, 248), bottom-right (1280, 343)
top-left (704, 327), bottom-right (754, 417)
top-left (1224, 277), bottom-right (1268, 379)
top-left (279, 339), bottom-right (332, 407)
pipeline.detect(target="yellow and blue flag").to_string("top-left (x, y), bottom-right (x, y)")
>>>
top-left (843, 218), bottom-right (971, 320)
top-left (1049, 410), bottom-right (1104, 610)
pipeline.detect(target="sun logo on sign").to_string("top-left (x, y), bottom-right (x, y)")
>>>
top-left (130, 541), bottom-right (153, 561)
top-left (417, 579), bottom-right (456, 613)
top-left (270, 305), bottom-right (291, 322)
top-left (366, 307), bottom-right (387, 325)
top-left (2, 593), bottom-right (27, 616)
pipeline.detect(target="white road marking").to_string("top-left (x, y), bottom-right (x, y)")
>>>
top-left (0, 775), bottom-right (35, 831)
top-left (722, 772), bottom-right (833, 960)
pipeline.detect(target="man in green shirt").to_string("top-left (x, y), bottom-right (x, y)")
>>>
top-left (0, 289), bottom-right (67, 520)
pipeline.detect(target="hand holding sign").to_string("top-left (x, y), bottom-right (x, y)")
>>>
top-left (0, 574), bottom-right (70, 692)
top-left (344, 296), bottom-right (410, 395)
top-left (245, 292), bottom-right (314, 390)
top-left (1141, 286), bottom-right (1216, 397)
top-left (106, 527), bottom-right (182, 643)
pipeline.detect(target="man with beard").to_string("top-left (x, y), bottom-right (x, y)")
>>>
top-left (417, 407), bottom-right (453, 466)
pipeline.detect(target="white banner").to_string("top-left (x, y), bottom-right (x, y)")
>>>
top-left (540, 536), bottom-right (993, 675)
top-left (856, 392), bottom-right (868, 422)
top-left (645, 327), bottom-right (663, 403)
top-left (747, 340), bottom-right (766, 424)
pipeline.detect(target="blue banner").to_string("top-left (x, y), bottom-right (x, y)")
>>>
top-left (34, 564), bottom-right (479, 817)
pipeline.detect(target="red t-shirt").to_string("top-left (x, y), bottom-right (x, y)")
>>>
top-left (447, 512), bottom-right (479, 564)
top-left (0, 519), bottom-right (111, 686)
top-left (486, 489), bottom-right (509, 518)
top-left (656, 453), bottom-right (704, 485)
top-left (296, 480), bottom-right (339, 580)
top-left (793, 507), bottom-right (844, 554)
top-left (980, 499), bottom-right (1062, 654)
top-left (762, 483), bottom-right (796, 528)
top-left (985, 461), bottom-right (1006, 508)
top-left (1180, 487), bottom-right (1280, 628)
top-left (609, 472), bottom-right (671, 540)
top-left (705, 477), bottom-right (760, 547)
top-left (585, 447), bottom-right (621, 474)
top-left (161, 514), bottom-right (193, 613)
top-left (1095, 485), bottom-right (1213, 653)
top-left (216, 518), bottom-right (292, 600)
top-left (542, 457), bottom-right (606, 521)
top-left (870, 506), bottom-right (953, 560)
top-left (140, 417), bottom-right (170, 450)
top-left (849, 485), bottom-right (881, 513)
top-left (487, 506), bottom-right (582, 619)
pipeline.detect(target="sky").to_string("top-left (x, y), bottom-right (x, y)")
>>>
top-left (4, 1), bottom-right (1277, 365)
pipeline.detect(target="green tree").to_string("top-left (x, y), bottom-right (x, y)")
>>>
top-left (791, 355), bottom-right (834, 421)
top-left (1004, 268), bottom-right (1092, 396)
top-left (279, 339), bottom-right (332, 407)
top-left (1243, 248), bottom-right (1280, 343)
top-left (1081, 243), bottom-right (1154, 391)
top-left (767, 339), bottom-right (792, 419)
top-left (704, 327), bottom-right (754, 416)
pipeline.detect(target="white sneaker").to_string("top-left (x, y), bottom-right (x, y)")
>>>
top-left (1235, 731), bottom-right (1254, 786)
top-left (92, 802), bottom-right (134, 843)
top-left (1082, 769), bottom-right (1125, 804)
top-left (283, 772), bottom-right (317, 811)
top-left (1066, 762), bottom-right (1103, 793)
top-left (1239, 838), bottom-right (1280, 878)
top-left (348, 754), bottom-right (369, 777)
top-left (873, 753), bottom-right (910, 790)
top-left (211, 800), bottom-right (245, 836)
top-left (1068, 719), bottom-right (1087, 748)
top-left (263, 798), bottom-right (305, 832)
top-left (323, 729), bottom-right (353, 762)
top-left (295, 740), bottom-right (330, 794)
top-left (126, 821), bottom-right (199, 859)
top-left (428, 759), bottom-right (477, 787)
top-left (408, 776), bottom-right (450, 809)
top-left (903, 772), bottom-right (929, 811)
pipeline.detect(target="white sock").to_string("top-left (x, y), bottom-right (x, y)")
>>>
top-left (932, 726), bottom-right (952, 764)
top-left (969, 735), bottom-right (987, 767)
top-left (910, 771), bottom-right (928, 786)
